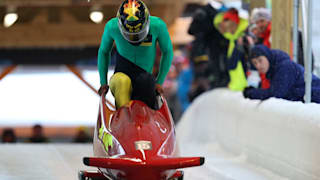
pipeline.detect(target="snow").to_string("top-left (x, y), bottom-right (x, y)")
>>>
top-left (176, 88), bottom-right (320, 180)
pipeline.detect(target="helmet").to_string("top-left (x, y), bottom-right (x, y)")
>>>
top-left (117, 0), bottom-right (150, 43)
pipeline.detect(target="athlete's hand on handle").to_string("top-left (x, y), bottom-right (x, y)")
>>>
top-left (155, 84), bottom-right (164, 94)
top-left (98, 84), bottom-right (109, 96)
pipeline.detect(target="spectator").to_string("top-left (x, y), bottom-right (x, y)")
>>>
top-left (188, 0), bottom-right (230, 89)
top-left (177, 42), bottom-right (211, 111)
top-left (29, 124), bottom-right (49, 143)
top-left (1, 128), bottom-right (17, 143)
top-left (172, 49), bottom-right (189, 75)
top-left (251, 8), bottom-right (313, 71)
top-left (238, 31), bottom-right (270, 90)
top-left (177, 61), bottom-right (193, 113)
top-left (188, 63), bottom-right (210, 102)
top-left (248, 24), bottom-right (263, 44)
top-left (73, 126), bottom-right (92, 143)
top-left (251, 8), bottom-right (272, 48)
top-left (214, 8), bottom-right (249, 91)
top-left (243, 45), bottom-right (320, 103)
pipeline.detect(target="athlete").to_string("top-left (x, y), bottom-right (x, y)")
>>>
top-left (97, 0), bottom-right (173, 109)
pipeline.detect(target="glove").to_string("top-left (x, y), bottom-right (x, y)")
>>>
top-left (98, 84), bottom-right (109, 96)
top-left (243, 86), bottom-right (254, 98)
top-left (155, 84), bottom-right (164, 94)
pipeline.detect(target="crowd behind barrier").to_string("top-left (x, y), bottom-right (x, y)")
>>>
top-left (170, 2), bottom-right (320, 119)
top-left (1, 124), bottom-right (93, 143)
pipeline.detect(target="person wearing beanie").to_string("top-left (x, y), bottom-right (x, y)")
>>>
top-left (214, 8), bottom-right (249, 91)
top-left (251, 8), bottom-right (271, 26)
top-left (250, 8), bottom-right (272, 48)
top-left (243, 45), bottom-right (320, 103)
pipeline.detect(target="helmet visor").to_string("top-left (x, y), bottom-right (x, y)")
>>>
top-left (118, 19), bottom-right (150, 43)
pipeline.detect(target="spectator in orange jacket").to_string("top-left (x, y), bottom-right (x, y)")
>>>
top-left (251, 8), bottom-right (271, 48)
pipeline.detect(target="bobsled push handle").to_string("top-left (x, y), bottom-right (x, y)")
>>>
top-left (101, 89), bottom-right (115, 110)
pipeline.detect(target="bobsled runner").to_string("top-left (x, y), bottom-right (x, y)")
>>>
top-left (79, 90), bottom-right (204, 180)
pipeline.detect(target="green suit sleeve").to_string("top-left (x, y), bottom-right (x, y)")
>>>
top-left (156, 19), bottom-right (173, 85)
top-left (98, 22), bottom-right (114, 85)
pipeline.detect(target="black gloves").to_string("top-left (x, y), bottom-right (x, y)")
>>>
top-left (98, 84), bottom-right (109, 96)
top-left (243, 86), bottom-right (255, 98)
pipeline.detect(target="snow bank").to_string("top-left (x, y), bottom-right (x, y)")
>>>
top-left (177, 88), bottom-right (320, 180)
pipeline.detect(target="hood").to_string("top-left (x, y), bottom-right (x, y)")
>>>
top-left (250, 45), bottom-right (291, 76)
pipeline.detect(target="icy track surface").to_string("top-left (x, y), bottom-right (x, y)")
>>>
top-left (0, 144), bottom-right (95, 180)
top-left (0, 144), bottom-right (285, 180)
top-left (178, 143), bottom-right (287, 180)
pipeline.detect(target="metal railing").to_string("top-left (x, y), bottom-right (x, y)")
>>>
top-left (294, 0), bottom-right (313, 103)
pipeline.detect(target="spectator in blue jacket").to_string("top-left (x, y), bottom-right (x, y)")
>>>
top-left (243, 45), bottom-right (320, 103)
top-left (177, 67), bottom-right (193, 112)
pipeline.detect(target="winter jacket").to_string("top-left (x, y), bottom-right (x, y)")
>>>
top-left (177, 68), bottom-right (193, 112)
top-left (188, 4), bottom-right (230, 88)
top-left (260, 23), bottom-right (271, 48)
top-left (214, 12), bottom-right (249, 91)
top-left (245, 45), bottom-right (320, 103)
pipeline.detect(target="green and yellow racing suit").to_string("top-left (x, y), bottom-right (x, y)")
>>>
top-left (98, 16), bottom-right (173, 86)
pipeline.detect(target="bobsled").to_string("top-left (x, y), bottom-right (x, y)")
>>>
top-left (79, 90), bottom-right (204, 180)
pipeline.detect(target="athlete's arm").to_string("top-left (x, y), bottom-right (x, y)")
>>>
top-left (98, 21), bottom-right (114, 85)
top-left (156, 19), bottom-right (174, 85)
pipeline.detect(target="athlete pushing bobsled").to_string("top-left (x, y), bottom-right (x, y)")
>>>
top-left (97, 0), bottom-right (172, 110)
top-left (79, 1), bottom-right (205, 180)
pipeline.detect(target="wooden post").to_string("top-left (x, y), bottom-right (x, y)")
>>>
top-left (271, 0), bottom-right (293, 54)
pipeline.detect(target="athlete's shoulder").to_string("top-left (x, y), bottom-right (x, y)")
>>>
top-left (104, 17), bottom-right (118, 30)
top-left (150, 16), bottom-right (167, 28)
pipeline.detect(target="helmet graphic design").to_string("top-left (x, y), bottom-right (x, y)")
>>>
top-left (117, 0), bottom-right (150, 43)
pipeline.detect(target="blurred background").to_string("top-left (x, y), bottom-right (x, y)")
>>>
top-left (0, 0), bottom-right (319, 143)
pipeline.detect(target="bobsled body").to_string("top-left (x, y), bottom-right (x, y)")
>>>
top-left (81, 95), bottom-right (204, 180)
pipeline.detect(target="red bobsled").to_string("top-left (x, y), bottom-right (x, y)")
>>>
top-left (79, 90), bottom-right (204, 180)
